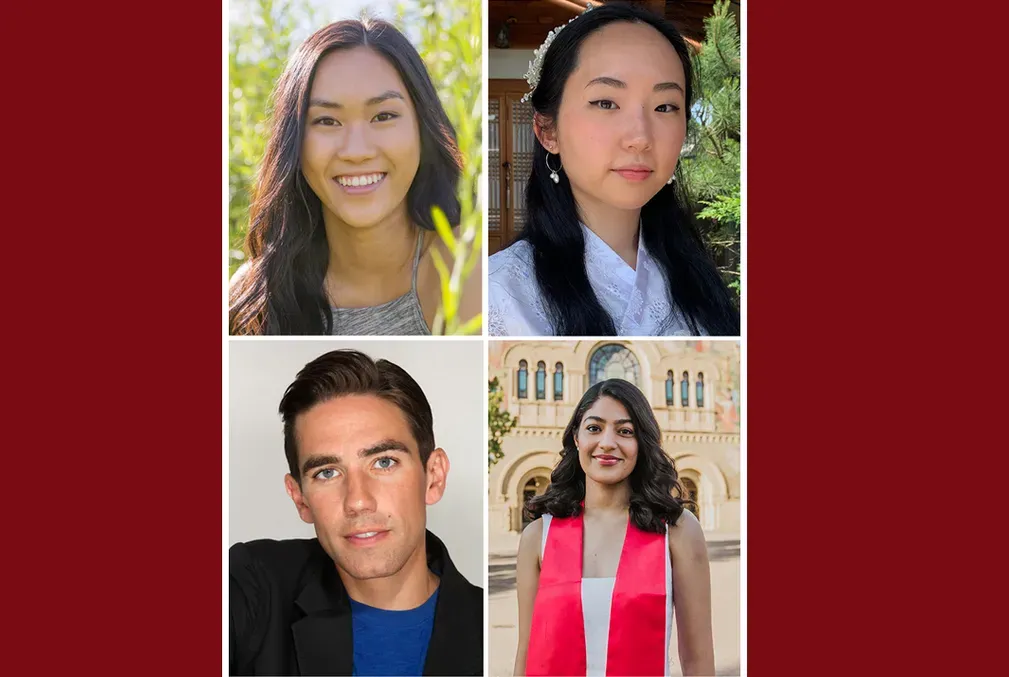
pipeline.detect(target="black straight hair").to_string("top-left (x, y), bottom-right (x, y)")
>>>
top-left (518, 2), bottom-right (739, 336)
top-left (526, 378), bottom-right (689, 533)
top-left (230, 18), bottom-right (462, 335)
top-left (279, 349), bottom-right (435, 484)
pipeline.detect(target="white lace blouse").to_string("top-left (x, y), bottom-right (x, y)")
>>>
top-left (487, 225), bottom-right (701, 336)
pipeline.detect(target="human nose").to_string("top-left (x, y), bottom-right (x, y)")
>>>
top-left (343, 470), bottom-right (377, 516)
top-left (337, 122), bottom-right (377, 163)
top-left (621, 107), bottom-right (653, 153)
top-left (599, 427), bottom-right (618, 451)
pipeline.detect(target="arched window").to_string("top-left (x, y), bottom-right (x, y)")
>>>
top-left (521, 476), bottom-right (549, 529)
top-left (588, 344), bottom-right (640, 386)
top-left (680, 371), bottom-right (689, 407)
top-left (681, 476), bottom-right (700, 521)
top-left (696, 372), bottom-right (705, 408)
top-left (665, 370), bottom-right (674, 406)
top-left (535, 361), bottom-right (546, 400)
top-left (517, 360), bottom-right (528, 399)
top-left (553, 362), bottom-right (564, 401)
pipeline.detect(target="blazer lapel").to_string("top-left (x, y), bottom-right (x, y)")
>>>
top-left (292, 565), bottom-right (354, 676)
top-left (423, 532), bottom-right (482, 676)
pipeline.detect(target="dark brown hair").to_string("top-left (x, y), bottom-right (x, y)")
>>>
top-left (526, 378), bottom-right (689, 533)
top-left (279, 349), bottom-right (435, 482)
top-left (230, 18), bottom-right (463, 335)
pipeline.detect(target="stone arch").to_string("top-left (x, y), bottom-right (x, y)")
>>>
top-left (499, 450), bottom-right (559, 500)
top-left (514, 467), bottom-right (553, 532)
top-left (670, 453), bottom-right (729, 531)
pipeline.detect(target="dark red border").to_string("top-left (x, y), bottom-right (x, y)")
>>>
top-left (748, 0), bottom-right (1009, 674)
top-left (4, 4), bottom-right (223, 673)
top-left (9, 0), bottom-right (1007, 673)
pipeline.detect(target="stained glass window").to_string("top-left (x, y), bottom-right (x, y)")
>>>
top-left (588, 344), bottom-right (640, 386)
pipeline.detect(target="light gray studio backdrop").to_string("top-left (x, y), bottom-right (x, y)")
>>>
top-left (228, 339), bottom-right (484, 586)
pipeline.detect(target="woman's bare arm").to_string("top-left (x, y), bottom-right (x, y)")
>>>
top-left (669, 510), bottom-right (715, 676)
top-left (513, 518), bottom-right (542, 677)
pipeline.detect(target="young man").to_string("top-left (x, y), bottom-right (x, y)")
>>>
top-left (229, 350), bottom-right (483, 676)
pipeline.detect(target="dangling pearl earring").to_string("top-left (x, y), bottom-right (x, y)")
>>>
top-left (667, 174), bottom-right (676, 185)
top-left (545, 152), bottom-right (562, 184)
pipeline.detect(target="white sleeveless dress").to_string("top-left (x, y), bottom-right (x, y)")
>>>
top-left (541, 514), bottom-right (674, 676)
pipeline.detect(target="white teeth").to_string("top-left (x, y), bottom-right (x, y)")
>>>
top-left (353, 531), bottom-right (378, 538)
top-left (337, 173), bottom-right (384, 187)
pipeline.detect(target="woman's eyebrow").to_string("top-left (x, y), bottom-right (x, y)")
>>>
top-left (585, 77), bottom-right (683, 94)
top-left (653, 81), bottom-right (683, 93)
top-left (308, 90), bottom-right (405, 109)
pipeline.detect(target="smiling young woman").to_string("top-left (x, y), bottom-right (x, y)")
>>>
top-left (487, 3), bottom-right (739, 337)
top-left (229, 18), bottom-right (481, 336)
top-left (514, 378), bottom-right (715, 677)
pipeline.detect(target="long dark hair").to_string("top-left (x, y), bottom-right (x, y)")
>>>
top-left (230, 18), bottom-right (462, 335)
top-left (518, 3), bottom-right (739, 336)
top-left (526, 378), bottom-right (688, 534)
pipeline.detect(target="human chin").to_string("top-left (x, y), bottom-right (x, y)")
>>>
top-left (330, 199), bottom-right (395, 229)
top-left (602, 177), bottom-right (663, 210)
top-left (328, 530), bottom-right (409, 580)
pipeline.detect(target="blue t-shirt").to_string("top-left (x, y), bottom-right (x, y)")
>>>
top-left (350, 588), bottom-right (439, 676)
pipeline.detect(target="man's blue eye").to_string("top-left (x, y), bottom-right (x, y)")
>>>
top-left (374, 457), bottom-right (399, 470)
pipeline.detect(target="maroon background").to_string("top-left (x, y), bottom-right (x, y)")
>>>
top-left (3, 0), bottom-right (1006, 674)
top-left (747, 1), bottom-right (1007, 675)
top-left (3, 2), bottom-right (224, 674)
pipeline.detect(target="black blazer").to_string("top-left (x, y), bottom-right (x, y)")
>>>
top-left (229, 530), bottom-right (483, 676)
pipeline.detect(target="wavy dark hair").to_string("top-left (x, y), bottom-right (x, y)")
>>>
top-left (526, 378), bottom-right (689, 534)
top-left (517, 2), bottom-right (739, 336)
top-left (230, 18), bottom-right (462, 335)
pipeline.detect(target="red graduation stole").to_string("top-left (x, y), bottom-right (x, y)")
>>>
top-left (526, 513), bottom-right (668, 676)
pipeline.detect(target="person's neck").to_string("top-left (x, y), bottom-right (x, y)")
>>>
top-left (574, 193), bottom-right (641, 270)
top-left (338, 541), bottom-right (440, 611)
top-left (583, 479), bottom-right (631, 516)
top-left (323, 207), bottom-right (419, 284)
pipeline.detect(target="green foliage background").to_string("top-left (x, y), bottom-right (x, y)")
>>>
top-left (228, 0), bottom-right (483, 333)
top-left (488, 377), bottom-right (518, 468)
top-left (680, 0), bottom-right (741, 298)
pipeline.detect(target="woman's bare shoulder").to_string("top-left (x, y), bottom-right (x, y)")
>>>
top-left (518, 517), bottom-right (543, 552)
top-left (668, 508), bottom-right (707, 557)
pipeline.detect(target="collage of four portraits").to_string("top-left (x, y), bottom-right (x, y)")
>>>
top-left (227, 1), bottom-right (743, 675)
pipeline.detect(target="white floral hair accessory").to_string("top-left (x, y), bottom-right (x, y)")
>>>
top-left (521, 3), bottom-right (595, 103)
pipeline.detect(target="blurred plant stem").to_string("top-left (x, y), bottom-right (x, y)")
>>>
top-left (399, 0), bottom-right (483, 335)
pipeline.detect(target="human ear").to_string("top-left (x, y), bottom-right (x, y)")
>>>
top-left (284, 474), bottom-right (315, 524)
top-left (423, 448), bottom-right (450, 506)
top-left (533, 113), bottom-right (559, 154)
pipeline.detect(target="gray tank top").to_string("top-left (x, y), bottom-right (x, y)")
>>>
top-left (330, 232), bottom-right (431, 336)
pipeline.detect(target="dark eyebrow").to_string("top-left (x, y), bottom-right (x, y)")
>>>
top-left (584, 77), bottom-right (683, 95)
top-left (653, 82), bottom-right (684, 94)
top-left (299, 439), bottom-right (411, 478)
top-left (584, 415), bottom-right (634, 425)
top-left (358, 438), bottom-right (411, 457)
top-left (301, 454), bottom-right (340, 477)
top-left (308, 90), bottom-right (405, 109)
top-left (585, 76), bottom-right (626, 89)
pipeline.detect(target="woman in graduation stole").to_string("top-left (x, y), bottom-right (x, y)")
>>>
top-left (513, 378), bottom-right (715, 677)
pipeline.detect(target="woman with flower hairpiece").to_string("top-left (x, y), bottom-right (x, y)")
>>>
top-left (488, 3), bottom-right (739, 337)
top-left (514, 379), bottom-right (715, 676)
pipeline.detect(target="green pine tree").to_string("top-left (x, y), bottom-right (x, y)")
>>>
top-left (681, 0), bottom-right (741, 298)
